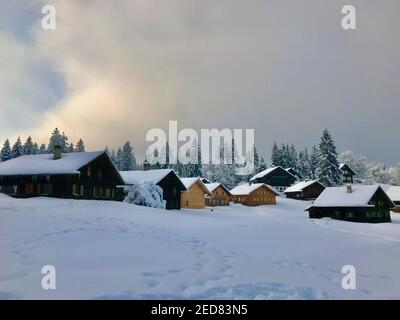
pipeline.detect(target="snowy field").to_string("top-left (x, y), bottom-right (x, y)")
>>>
top-left (1, 194), bottom-right (400, 300)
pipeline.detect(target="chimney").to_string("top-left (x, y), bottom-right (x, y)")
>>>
top-left (346, 185), bottom-right (352, 193)
top-left (53, 145), bottom-right (62, 160)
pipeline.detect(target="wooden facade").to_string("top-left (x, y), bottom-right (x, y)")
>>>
top-left (230, 184), bottom-right (278, 206)
top-left (250, 166), bottom-right (297, 193)
top-left (340, 163), bottom-right (356, 184)
top-left (205, 183), bottom-right (231, 206)
top-left (157, 171), bottom-right (186, 210)
top-left (284, 180), bottom-right (325, 200)
top-left (307, 186), bottom-right (393, 223)
top-left (181, 178), bottom-right (210, 209)
top-left (119, 170), bottom-right (186, 210)
top-left (286, 168), bottom-right (303, 181)
top-left (0, 152), bottom-right (124, 201)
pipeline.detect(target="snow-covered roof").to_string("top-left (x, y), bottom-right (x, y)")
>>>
top-left (284, 180), bottom-right (324, 193)
top-left (181, 177), bottom-right (200, 189)
top-left (249, 166), bottom-right (296, 182)
top-left (0, 151), bottom-right (104, 176)
top-left (180, 177), bottom-right (210, 194)
top-left (339, 163), bottom-right (356, 175)
top-left (310, 184), bottom-right (389, 208)
top-left (204, 182), bottom-right (230, 194)
top-left (386, 186), bottom-right (400, 202)
top-left (120, 169), bottom-right (175, 185)
top-left (230, 183), bottom-right (278, 196)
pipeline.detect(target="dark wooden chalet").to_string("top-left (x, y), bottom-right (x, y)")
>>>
top-left (284, 180), bottom-right (325, 200)
top-left (0, 146), bottom-right (124, 200)
top-left (339, 163), bottom-right (356, 184)
top-left (307, 185), bottom-right (394, 223)
top-left (249, 166), bottom-right (297, 193)
top-left (286, 168), bottom-right (303, 181)
top-left (119, 169), bottom-right (187, 210)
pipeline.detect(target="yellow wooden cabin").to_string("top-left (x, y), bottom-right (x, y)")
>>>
top-left (180, 178), bottom-right (211, 209)
top-left (230, 183), bottom-right (278, 206)
top-left (204, 183), bottom-right (231, 206)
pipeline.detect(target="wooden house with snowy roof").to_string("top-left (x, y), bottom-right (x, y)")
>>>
top-left (0, 146), bottom-right (124, 200)
top-left (339, 163), bottom-right (356, 184)
top-left (204, 183), bottom-right (231, 206)
top-left (284, 180), bottom-right (325, 201)
top-left (249, 166), bottom-right (297, 193)
top-left (180, 178), bottom-right (211, 209)
top-left (285, 168), bottom-right (303, 181)
top-left (230, 183), bottom-right (278, 206)
top-left (119, 169), bottom-right (186, 210)
top-left (306, 185), bottom-right (394, 223)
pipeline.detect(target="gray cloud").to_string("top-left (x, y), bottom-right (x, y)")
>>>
top-left (1, 0), bottom-right (399, 163)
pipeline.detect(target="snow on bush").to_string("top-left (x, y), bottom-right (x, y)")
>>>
top-left (123, 182), bottom-right (166, 209)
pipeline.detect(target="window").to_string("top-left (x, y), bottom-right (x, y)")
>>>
top-left (80, 185), bottom-right (84, 197)
top-left (72, 184), bottom-right (79, 196)
top-left (345, 212), bottom-right (354, 219)
top-left (87, 166), bottom-right (93, 177)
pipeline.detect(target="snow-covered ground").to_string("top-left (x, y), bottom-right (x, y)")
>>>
top-left (1, 194), bottom-right (400, 300)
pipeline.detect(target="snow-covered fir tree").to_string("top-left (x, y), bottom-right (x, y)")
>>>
top-left (67, 143), bottom-right (74, 153)
top-left (118, 141), bottom-right (137, 171)
top-left (22, 136), bottom-right (35, 155)
top-left (32, 143), bottom-right (39, 155)
top-left (297, 149), bottom-right (312, 179)
top-left (39, 144), bottom-right (47, 154)
top-left (271, 142), bottom-right (281, 167)
top-left (75, 139), bottom-right (85, 152)
top-left (1, 139), bottom-right (12, 162)
top-left (47, 128), bottom-right (68, 153)
top-left (309, 145), bottom-right (319, 179)
top-left (316, 129), bottom-right (342, 186)
top-left (11, 137), bottom-right (23, 159)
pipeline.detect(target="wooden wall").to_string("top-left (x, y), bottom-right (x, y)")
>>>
top-left (181, 181), bottom-right (207, 209)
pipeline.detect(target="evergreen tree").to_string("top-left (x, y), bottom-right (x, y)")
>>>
top-left (75, 139), bottom-right (85, 152)
top-left (32, 143), bottom-right (39, 155)
top-left (23, 136), bottom-right (35, 155)
top-left (67, 143), bottom-right (74, 153)
top-left (11, 137), bottom-right (23, 159)
top-left (115, 147), bottom-right (123, 169)
top-left (1, 139), bottom-right (12, 162)
top-left (39, 144), bottom-right (47, 154)
top-left (271, 142), bottom-right (281, 167)
top-left (119, 141), bottom-right (137, 171)
top-left (47, 128), bottom-right (64, 153)
top-left (316, 129), bottom-right (342, 186)
top-left (309, 145), bottom-right (319, 179)
top-left (288, 144), bottom-right (298, 170)
top-left (298, 149), bottom-right (312, 180)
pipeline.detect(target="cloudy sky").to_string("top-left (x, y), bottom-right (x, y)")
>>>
top-left (1, 0), bottom-right (399, 164)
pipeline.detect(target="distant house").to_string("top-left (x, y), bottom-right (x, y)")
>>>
top-left (180, 178), bottom-right (211, 209)
top-left (306, 185), bottom-right (394, 223)
top-left (284, 180), bottom-right (325, 200)
top-left (120, 169), bottom-right (186, 210)
top-left (230, 183), bottom-right (278, 206)
top-left (249, 166), bottom-right (297, 193)
top-left (386, 186), bottom-right (400, 212)
top-left (286, 168), bottom-right (302, 181)
top-left (339, 163), bottom-right (356, 184)
top-left (0, 146), bottom-right (124, 200)
top-left (204, 183), bottom-right (231, 206)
